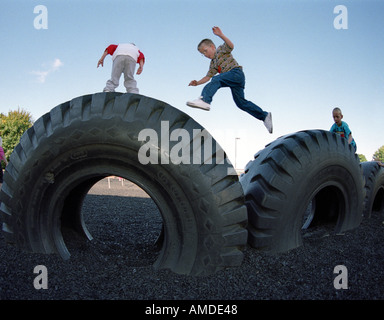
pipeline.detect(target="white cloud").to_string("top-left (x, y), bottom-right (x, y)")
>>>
top-left (52, 58), bottom-right (63, 70)
top-left (32, 58), bottom-right (63, 83)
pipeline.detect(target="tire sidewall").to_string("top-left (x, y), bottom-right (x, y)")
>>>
top-left (241, 130), bottom-right (364, 252)
top-left (2, 93), bottom-right (246, 276)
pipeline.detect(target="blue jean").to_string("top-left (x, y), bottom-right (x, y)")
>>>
top-left (201, 68), bottom-right (268, 121)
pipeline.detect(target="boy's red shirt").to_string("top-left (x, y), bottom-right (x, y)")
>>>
top-left (105, 44), bottom-right (145, 63)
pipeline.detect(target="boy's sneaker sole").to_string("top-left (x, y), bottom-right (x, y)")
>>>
top-left (186, 100), bottom-right (211, 111)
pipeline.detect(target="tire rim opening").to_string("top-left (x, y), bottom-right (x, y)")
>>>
top-left (63, 176), bottom-right (163, 266)
top-left (302, 186), bottom-right (343, 236)
top-left (372, 187), bottom-right (384, 214)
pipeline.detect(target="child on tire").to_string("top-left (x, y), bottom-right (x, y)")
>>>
top-left (97, 43), bottom-right (145, 93)
top-left (330, 107), bottom-right (357, 152)
top-left (187, 26), bottom-right (273, 134)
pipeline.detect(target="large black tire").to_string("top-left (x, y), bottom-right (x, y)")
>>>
top-left (361, 161), bottom-right (384, 217)
top-left (240, 130), bottom-right (364, 253)
top-left (0, 92), bottom-right (248, 276)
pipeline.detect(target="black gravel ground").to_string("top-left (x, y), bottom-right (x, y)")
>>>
top-left (1, 177), bottom-right (383, 303)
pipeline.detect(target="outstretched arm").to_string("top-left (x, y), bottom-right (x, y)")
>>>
top-left (97, 50), bottom-right (108, 68)
top-left (212, 26), bottom-right (234, 49)
top-left (188, 76), bottom-right (211, 86)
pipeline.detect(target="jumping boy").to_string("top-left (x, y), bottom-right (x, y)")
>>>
top-left (330, 107), bottom-right (357, 151)
top-left (97, 43), bottom-right (145, 93)
top-left (187, 26), bottom-right (273, 134)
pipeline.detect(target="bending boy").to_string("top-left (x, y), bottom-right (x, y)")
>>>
top-left (98, 43), bottom-right (145, 93)
top-left (187, 26), bottom-right (273, 133)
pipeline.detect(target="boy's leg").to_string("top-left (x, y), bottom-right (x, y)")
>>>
top-left (104, 56), bottom-right (124, 92)
top-left (204, 68), bottom-right (268, 120)
top-left (201, 76), bottom-right (224, 104)
top-left (188, 72), bottom-right (231, 110)
top-left (231, 85), bottom-right (272, 132)
top-left (223, 69), bottom-right (267, 121)
top-left (228, 69), bottom-right (273, 133)
top-left (188, 69), bottom-right (240, 109)
top-left (201, 68), bottom-right (247, 103)
top-left (200, 69), bottom-right (241, 103)
top-left (122, 56), bottom-right (139, 94)
top-left (230, 86), bottom-right (268, 121)
top-left (190, 68), bottom-right (272, 130)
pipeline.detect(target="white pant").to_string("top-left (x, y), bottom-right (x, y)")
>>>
top-left (104, 55), bottom-right (139, 93)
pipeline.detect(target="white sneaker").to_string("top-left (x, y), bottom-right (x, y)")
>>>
top-left (186, 97), bottom-right (210, 111)
top-left (264, 112), bottom-right (273, 134)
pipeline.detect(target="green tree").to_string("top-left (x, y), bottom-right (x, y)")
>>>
top-left (0, 108), bottom-right (34, 163)
top-left (358, 154), bottom-right (367, 162)
top-left (373, 145), bottom-right (384, 162)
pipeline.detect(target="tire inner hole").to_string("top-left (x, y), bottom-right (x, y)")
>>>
top-left (301, 186), bottom-right (341, 238)
top-left (63, 177), bottom-right (163, 267)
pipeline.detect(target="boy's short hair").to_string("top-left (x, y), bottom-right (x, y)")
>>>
top-left (198, 39), bottom-right (215, 50)
top-left (332, 107), bottom-right (342, 114)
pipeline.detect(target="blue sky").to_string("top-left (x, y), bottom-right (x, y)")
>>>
top-left (1, 0), bottom-right (383, 169)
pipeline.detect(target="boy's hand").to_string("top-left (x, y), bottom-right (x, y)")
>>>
top-left (97, 50), bottom-right (108, 68)
top-left (188, 76), bottom-right (211, 87)
top-left (136, 65), bottom-right (143, 75)
top-left (212, 26), bottom-right (223, 37)
top-left (212, 26), bottom-right (234, 49)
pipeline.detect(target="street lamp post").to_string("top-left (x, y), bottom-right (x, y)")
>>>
top-left (235, 137), bottom-right (240, 170)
